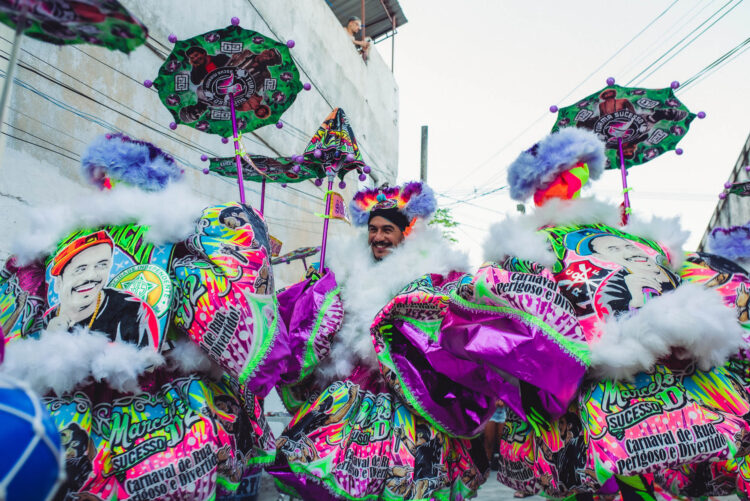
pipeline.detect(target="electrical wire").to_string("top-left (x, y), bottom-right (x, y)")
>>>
top-left (626, 0), bottom-right (742, 86)
top-left (678, 36), bottom-right (750, 90)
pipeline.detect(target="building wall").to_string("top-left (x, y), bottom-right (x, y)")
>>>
top-left (699, 130), bottom-right (750, 250)
top-left (0, 0), bottom-right (399, 287)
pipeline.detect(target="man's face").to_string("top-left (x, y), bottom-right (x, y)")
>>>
top-left (55, 243), bottom-right (112, 314)
top-left (348, 20), bottom-right (361, 34)
top-left (368, 216), bottom-right (404, 260)
top-left (590, 235), bottom-right (657, 274)
top-left (188, 50), bottom-right (207, 67)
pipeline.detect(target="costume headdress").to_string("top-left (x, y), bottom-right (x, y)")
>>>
top-left (349, 181), bottom-right (437, 231)
top-left (50, 230), bottom-right (114, 276)
top-left (507, 128), bottom-right (606, 205)
top-left (707, 223), bottom-right (750, 262)
top-left (81, 133), bottom-right (184, 191)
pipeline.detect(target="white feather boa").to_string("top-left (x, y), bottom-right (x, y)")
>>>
top-left (590, 283), bottom-right (746, 380)
top-left (0, 328), bottom-right (219, 395)
top-left (483, 197), bottom-right (689, 269)
top-left (11, 183), bottom-right (209, 264)
top-left (316, 223), bottom-right (469, 381)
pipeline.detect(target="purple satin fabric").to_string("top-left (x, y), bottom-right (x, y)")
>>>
top-left (276, 270), bottom-right (341, 386)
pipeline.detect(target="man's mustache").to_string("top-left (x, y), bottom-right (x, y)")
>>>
top-left (71, 280), bottom-right (102, 292)
top-left (370, 240), bottom-right (393, 248)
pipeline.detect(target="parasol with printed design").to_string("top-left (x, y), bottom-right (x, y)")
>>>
top-left (148, 18), bottom-right (304, 209)
top-left (550, 78), bottom-right (705, 221)
top-left (0, 0), bottom-right (148, 153)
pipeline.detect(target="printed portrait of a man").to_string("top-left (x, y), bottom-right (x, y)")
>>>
top-left (45, 230), bottom-right (158, 348)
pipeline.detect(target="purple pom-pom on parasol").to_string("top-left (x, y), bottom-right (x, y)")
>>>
top-left (168, 34), bottom-right (177, 43)
top-left (169, 122), bottom-right (177, 130)
top-left (143, 80), bottom-right (153, 88)
top-left (231, 17), bottom-right (240, 26)
top-left (286, 40), bottom-right (295, 48)
top-left (202, 168), bottom-right (210, 174)
top-left (200, 154), bottom-right (208, 162)
top-left (725, 182), bottom-right (733, 189)
top-left (281, 183), bottom-right (287, 188)
top-left (675, 148), bottom-right (683, 155)
top-left (359, 173), bottom-right (367, 181)
top-left (314, 178), bottom-right (323, 186)
top-left (292, 164), bottom-right (301, 173)
top-left (670, 81), bottom-right (680, 89)
top-left (745, 165), bottom-right (750, 172)
top-left (221, 137), bottom-right (229, 144)
top-left (339, 181), bottom-right (346, 189)
top-left (697, 111), bottom-right (706, 119)
top-left (276, 121), bottom-right (283, 129)
top-left (719, 192), bottom-right (727, 199)
top-left (303, 82), bottom-right (312, 91)
top-left (606, 77), bottom-right (615, 86)
top-left (549, 105), bottom-right (558, 113)
top-left (313, 149), bottom-right (322, 158)
top-left (346, 153), bottom-right (355, 162)
top-left (363, 165), bottom-right (371, 174)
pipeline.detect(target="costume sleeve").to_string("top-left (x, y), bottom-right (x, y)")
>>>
top-left (371, 264), bottom-right (589, 438)
top-left (275, 269), bottom-right (344, 387)
top-left (172, 203), bottom-right (285, 398)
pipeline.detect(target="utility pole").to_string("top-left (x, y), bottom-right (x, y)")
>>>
top-left (420, 125), bottom-right (428, 182)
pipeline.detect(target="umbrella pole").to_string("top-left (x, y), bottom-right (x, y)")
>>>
top-left (0, 11), bottom-right (26, 149)
top-left (260, 178), bottom-right (266, 216)
top-left (318, 176), bottom-right (334, 272)
top-left (617, 137), bottom-right (631, 224)
top-left (228, 93), bottom-right (246, 205)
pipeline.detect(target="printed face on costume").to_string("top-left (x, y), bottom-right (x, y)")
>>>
top-left (187, 48), bottom-right (207, 67)
top-left (589, 235), bottom-right (659, 275)
top-left (368, 215), bottom-right (405, 261)
top-left (54, 243), bottom-right (113, 319)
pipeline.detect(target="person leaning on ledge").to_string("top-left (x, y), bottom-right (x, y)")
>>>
top-left (344, 16), bottom-right (371, 60)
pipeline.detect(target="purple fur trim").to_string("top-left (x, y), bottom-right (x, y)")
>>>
top-left (81, 133), bottom-right (183, 191)
top-left (708, 223), bottom-right (750, 261)
top-left (507, 128), bottom-right (606, 201)
top-left (402, 181), bottom-right (437, 220)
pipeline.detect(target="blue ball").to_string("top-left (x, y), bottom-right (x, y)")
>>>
top-left (0, 376), bottom-right (64, 501)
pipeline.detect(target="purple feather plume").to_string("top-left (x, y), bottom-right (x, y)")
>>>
top-left (81, 133), bottom-right (183, 191)
top-left (708, 223), bottom-right (750, 261)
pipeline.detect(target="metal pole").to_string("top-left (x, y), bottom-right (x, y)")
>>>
top-left (260, 178), bottom-right (266, 215)
top-left (361, 0), bottom-right (366, 41)
top-left (229, 93), bottom-right (247, 204)
top-left (0, 12), bottom-right (26, 147)
top-left (618, 137), bottom-right (631, 224)
top-left (318, 176), bottom-right (334, 272)
top-left (420, 125), bottom-right (428, 182)
top-left (391, 18), bottom-right (395, 72)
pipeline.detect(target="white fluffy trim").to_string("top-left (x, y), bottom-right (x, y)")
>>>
top-left (624, 215), bottom-right (689, 268)
top-left (317, 224), bottom-right (469, 381)
top-left (164, 338), bottom-right (225, 380)
top-left (483, 197), bottom-right (621, 265)
top-left (1, 328), bottom-right (165, 395)
top-left (12, 183), bottom-right (209, 264)
top-left (483, 197), bottom-right (689, 269)
top-left (590, 283), bottom-right (747, 380)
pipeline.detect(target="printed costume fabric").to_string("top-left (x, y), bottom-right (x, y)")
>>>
top-left (264, 262), bottom-right (588, 500)
top-left (494, 223), bottom-right (750, 498)
top-left (0, 202), bottom-right (279, 500)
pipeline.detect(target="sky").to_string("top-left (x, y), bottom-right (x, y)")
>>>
top-left (374, 0), bottom-right (750, 266)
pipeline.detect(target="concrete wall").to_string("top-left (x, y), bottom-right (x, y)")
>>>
top-left (0, 0), bottom-right (399, 287)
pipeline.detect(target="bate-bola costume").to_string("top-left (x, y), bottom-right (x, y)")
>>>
top-left (0, 134), bottom-right (275, 500)
top-left (488, 128), bottom-right (750, 500)
top-left (262, 182), bottom-right (590, 500)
